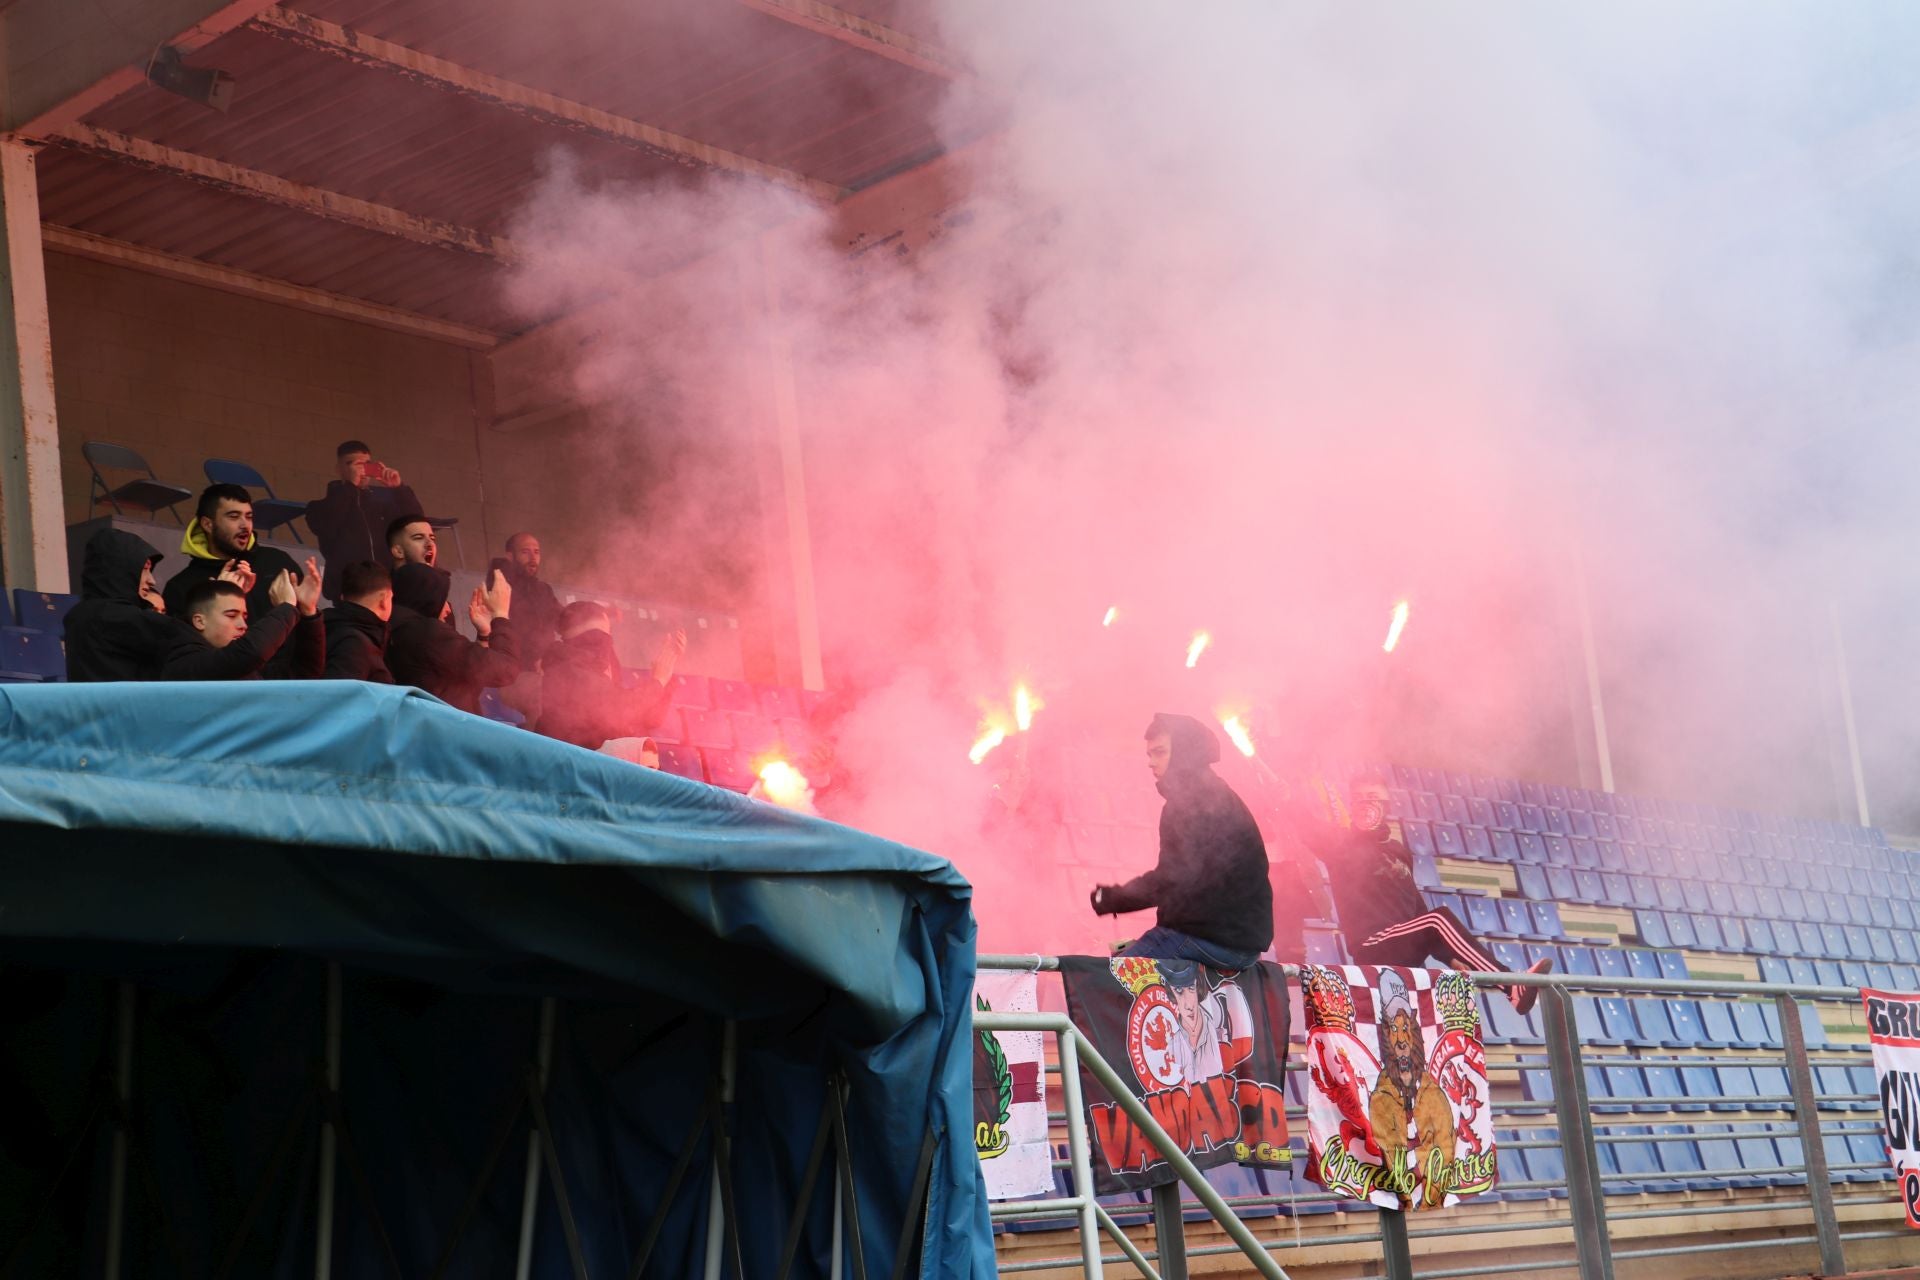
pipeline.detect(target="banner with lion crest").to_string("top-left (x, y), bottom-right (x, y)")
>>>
top-left (1061, 956), bottom-right (1292, 1194)
top-left (1300, 965), bottom-right (1498, 1210)
top-left (972, 971), bottom-right (1052, 1200)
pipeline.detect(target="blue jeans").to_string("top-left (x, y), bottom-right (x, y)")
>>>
top-left (1126, 926), bottom-right (1260, 971)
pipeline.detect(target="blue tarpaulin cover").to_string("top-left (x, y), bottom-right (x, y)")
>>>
top-left (0, 681), bottom-right (993, 1278)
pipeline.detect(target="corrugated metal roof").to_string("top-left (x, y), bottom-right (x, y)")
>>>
top-left (36, 0), bottom-right (957, 340)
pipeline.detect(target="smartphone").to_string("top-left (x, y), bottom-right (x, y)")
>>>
top-left (360, 458), bottom-right (386, 485)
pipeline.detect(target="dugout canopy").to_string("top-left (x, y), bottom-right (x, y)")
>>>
top-left (0, 681), bottom-right (991, 1279)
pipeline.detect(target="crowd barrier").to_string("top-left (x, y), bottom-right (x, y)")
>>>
top-left (975, 955), bottom-right (1909, 1280)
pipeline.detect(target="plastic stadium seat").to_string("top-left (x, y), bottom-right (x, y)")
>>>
top-left (1515, 863), bottom-right (1551, 901)
top-left (1559, 945), bottom-right (1599, 977)
top-left (11, 590), bottom-right (77, 635)
top-left (1462, 825), bottom-right (1493, 859)
top-left (1630, 1000), bottom-right (1684, 1049)
top-left (1691, 914), bottom-right (1724, 951)
top-left (203, 458), bottom-right (308, 543)
top-left (1653, 877), bottom-right (1685, 911)
top-left (1419, 766), bottom-right (1447, 795)
top-left (1425, 890), bottom-right (1465, 920)
top-left (0, 628), bottom-right (62, 681)
top-left (1543, 835), bottom-right (1573, 865)
top-left (1594, 948), bottom-right (1631, 980)
top-left (1714, 1066), bottom-right (1761, 1111)
top-left (678, 708), bottom-right (734, 750)
top-left (1610, 1126), bottom-right (1671, 1190)
top-left (1489, 829), bottom-right (1519, 862)
top-left (1680, 879), bottom-right (1711, 914)
top-left (1479, 993), bottom-right (1542, 1046)
top-left (1633, 912), bottom-right (1671, 949)
top-left (1572, 870), bottom-right (1607, 905)
top-left (1432, 821), bottom-right (1465, 857)
top-left (1605, 1065), bottom-right (1650, 1111)
top-left (1626, 876), bottom-right (1658, 909)
top-left (1597, 997), bottom-right (1642, 1045)
top-left (83, 440), bottom-right (192, 523)
top-left (1514, 832), bottom-right (1547, 864)
top-left (1492, 1134), bottom-right (1551, 1203)
top-left (1652, 1125), bottom-right (1718, 1190)
top-left (1467, 796), bottom-right (1496, 827)
top-left (1824, 1133), bottom-right (1875, 1184)
top-left (1529, 901), bottom-right (1565, 939)
top-left (708, 678), bottom-right (757, 712)
top-left (1696, 1126), bottom-right (1767, 1188)
top-left (1736, 1133), bottom-right (1798, 1187)
top-left (1717, 916), bottom-right (1749, 951)
top-left (1624, 949), bottom-right (1660, 982)
top-left (1848, 1132), bottom-right (1894, 1182)
top-left (655, 743), bottom-right (703, 781)
top-left (1440, 793), bottom-right (1470, 824)
top-left (702, 749), bottom-right (755, 791)
top-left (1546, 865), bottom-right (1578, 901)
top-left (1491, 941), bottom-right (1528, 971)
top-left (1466, 895), bottom-right (1505, 938)
top-left (1642, 1064), bottom-right (1701, 1113)
top-left (1495, 897), bottom-right (1534, 938)
top-left (1403, 820), bottom-right (1435, 857)
top-left (1663, 913), bottom-right (1698, 950)
top-left (1413, 791), bottom-right (1442, 820)
top-left (669, 673), bottom-right (712, 707)
top-left (1679, 1065), bottom-right (1730, 1113)
top-left (1664, 1000), bottom-right (1708, 1047)
top-left (757, 685), bottom-right (804, 719)
top-left (1654, 950), bottom-right (1688, 980)
top-left (1411, 850), bottom-right (1443, 890)
top-left (476, 687), bottom-right (525, 726)
top-left (1696, 1001), bottom-right (1750, 1049)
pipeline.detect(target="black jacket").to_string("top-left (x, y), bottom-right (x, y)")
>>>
top-left (159, 604), bottom-right (322, 681)
top-left (1100, 714), bottom-right (1273, 955)
top-left (502, 564), bottom-right (561, 666)
top-left (65, 529), bottom-right (176, 682)
top-left (534, 629), bottom-right (669, 748)
top-left (386, 564), bottom-right (519, 713)
top-left (305, 480), bottom-right (421, 599)
top-left (160, 530), bottom-right (303, 625)
top-left (1289, 807), bottom-right (1428, 947)
top-left (322, 602), bottom-right (393, 682)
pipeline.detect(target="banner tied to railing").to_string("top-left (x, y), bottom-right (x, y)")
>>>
top-left (1060, 956), bottom-right (1291, 1195)
top-left (1300, 965), bottom-right (1498, 1210)
top-left (1862, 986), bottom-right (1920, 1227)
top-left (972, 970), bottom-right (1051, 1201)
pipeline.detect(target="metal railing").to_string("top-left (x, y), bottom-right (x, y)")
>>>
top-left (976, 955), bottom-right (1901, 1280)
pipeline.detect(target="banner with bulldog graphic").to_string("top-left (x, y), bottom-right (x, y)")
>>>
top-left (1299, 965), bottom-right (1497, 1210)
top-left (972, 971), bottom-right (1052, 1200)
top-left (1061, 956), bottom-right (1291, 1195)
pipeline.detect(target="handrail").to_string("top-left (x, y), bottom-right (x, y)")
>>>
top-left (974, 1010), bottom-right (1293, 1280)
top-left (975, 954), bottom-right (1866, 1001)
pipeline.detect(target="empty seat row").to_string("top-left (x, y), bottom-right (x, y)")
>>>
top-left (1636, 910), bottom-right (1918, 965)
top-left (667, 673), bottom-right (825, 720)
top-left (1482, 991), bottom-right (1849, 1053)
top-left (1422, 890), bottom-right (1565, 941)
top-left (1756, 956), bottom-right (1920, 992)
top-left (654, 706), bottom-right (814, 757)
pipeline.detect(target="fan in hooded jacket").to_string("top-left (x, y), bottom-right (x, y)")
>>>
top-left (1089, 712), bottom-right (1274, 969)
top-left (385, 563), bottom-right (518, 713)
top-left (65, 528), bottom-right (177, 681)
top-left (533, 600), bottom-right (686, 749)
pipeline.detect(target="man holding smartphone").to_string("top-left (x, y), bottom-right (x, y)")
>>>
top-left (306, 439), bottom-right (423, 601)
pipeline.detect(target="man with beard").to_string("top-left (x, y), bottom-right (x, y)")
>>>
top-left (386, 563), bottom-right (519, 713)
top-left (1293, 773), bottom-right (1550, 1015)
top-left (497, 533), bottom-right (561, 667)
top-left (161, 484), bottom-right (303, 624)
top-left (1087, 713), bottom-right (1273, 969)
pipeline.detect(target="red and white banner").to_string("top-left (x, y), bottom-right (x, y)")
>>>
top-left (1300, 965), bottom-right (1498, 1210)
top-left (1862, 987), bottom-right (1920, 1227)
top-left (973, 971), bottom-right (1052, 1200)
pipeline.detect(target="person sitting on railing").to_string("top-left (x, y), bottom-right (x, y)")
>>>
top-left (1087, 712), bottom-right (1273, 970)
top-left (1288, 773), bottom-right (1551, 1014)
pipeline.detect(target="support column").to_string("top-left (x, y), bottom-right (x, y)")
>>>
top-left (756, 236), bottom-right (824, 691)
top-left (0, 139), bottom-right (67, 592)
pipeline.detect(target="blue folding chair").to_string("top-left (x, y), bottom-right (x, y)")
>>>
top-left (83, 440), bottom-right (191, 523)
top-left (204, 458), bottom-right (309, 544)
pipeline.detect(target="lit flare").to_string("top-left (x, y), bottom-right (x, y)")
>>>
top-left (1383, 600), bottom-right (1410, 653)
top-left (1219, 712), bottom-right (1256, 758)
top-left (1014, 684), bottom-right (1041, 732)
top-left (756, 759), bottom-right (813, 810)
top-left (1186, 631), bottom-right (1211, 669)
top-left (1102, 605), bottom-right (1118, 628)
top-left (969, 724), bottom-right (1008, 765)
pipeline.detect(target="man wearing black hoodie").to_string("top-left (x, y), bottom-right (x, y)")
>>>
top-left (322, 561), bottom-right (395, 682)
top-left (66, 528), bottom-right (178, 681)
top-left (386, 563), bottom-right (519, 713)
top-left (534, 601), bottom-right (686, 749)
top-left (161, 564), bottom-right (324, 680)
top-left (1089, 713), bottom-right (1274, 969)
top-left (161, 484), bottom-right (303, 622)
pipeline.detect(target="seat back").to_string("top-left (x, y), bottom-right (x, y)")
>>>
top-left (204, 457), bottom-right (271, 491)
top-left (83, 439), bottom-right (156, 474)
top-left (0, 627), bottom-right (63, 679)
top-left (12, 590), bottom-right (78, 636)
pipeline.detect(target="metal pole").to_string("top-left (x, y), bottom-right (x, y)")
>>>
top-left (1777, 994), bottom-right (1846, 1276)
top-left (1829, 602), bottom-right (1870, 826)
top-left (830, 1167), bottom-right (843, 1280)
top-left (703, 1020), bottom-right (737, 1280)
top-left (103, 981), bottom-right (134, 1280)
top-left (1148, 1185), bottom-right (1184, 1280)
top-left (1058, 1033), bottom-right (1109, 1280)
top-left (513, 997), bottom-right (557, 1280)
top-left (315, 964), bottom-right (341, 1280)
top-left (1541, 987), bottom-right (1613, 1280)
top-left (1573, 556), bottom-right (1615, 793)
top-left (1378, 1208), bottom-right (1413, 1280)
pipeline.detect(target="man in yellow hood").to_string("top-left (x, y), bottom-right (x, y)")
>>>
top-left (162, 483), bottom-right (306, 626)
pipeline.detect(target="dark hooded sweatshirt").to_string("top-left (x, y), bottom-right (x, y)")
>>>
top-left (304, 479), bottom-right (422, 600)
top-left (501, 562), bottom-right (561, 667)
top-left (534, 628), bottom-right (670, 748)
top-left (1292, 815), bottom-right (1427, 949)
top-left (160, 521), bottom-right (302, 625)
top-left (386, 564), bottom-right (519, 713)
top-left (160, 600), bottom-right (319, 681)
top-left (1100, 713), bottom-right (1274, 955)
top-left (322, 601), bottom-right (393, 682)
top-left (65, 529), bottom-right (176, 682)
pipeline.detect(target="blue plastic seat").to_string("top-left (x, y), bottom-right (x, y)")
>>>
top-left (1848, 1132), bottom-right (1894, 1182)
top-left (1494, 896), bottom-right (1534, 938)
top-left (1642, 1064), bottom-right (1700, 1113)
top-left (1515, 863), bottom-right (1551, 901)
top-left (1546, 865), bottom-right (1578, 901)
top-left (476, 686), bottom-right (525, 726)
top-left (1663, 913), bottom-right (1698, 949)
top-left (1488, 829), bottom-right (1520, 862)
top-left (1652, 1125), bottom-right (1717, 1190)
top-left (1690, 914), bottom-right (1724, 951)
top-left (1529, 901), bottom-right (1565, 939)
top-left (1664, 1000), bottom-right (1708, 1047)
top-left (1680, 879), bottom-right (1711, 914)
top-left (203, 457), bottom-right (308, 544)
top-left (1593, 947), bottom-right (1630, 981)
top-left (1745, 918), bottom-right (1777, 953)
top-left (1696, 1000), bottom-right (1751, 1049)
top-left (1466, 796), bottom-right (1496, 827)
top-left (1412, 791), bottom-right (1442, 821)
top-left (0, 627), bottom-right (62, 680)
top-left (1623, 948), bottom-right (1660, 981)
top-left (655, 743), bottom-right (704, 781)
top-left (1630, 1000), bottom-right (1683, 1048)
top-left (1572, 870), bottom-right (1605, 904)
top-left (1716, 916), bottom-right (1748, 952)
top-left (83, 439), bottom-right (191, 523)
top-left (1626, 875), bottom-right (1658, 909)
top-left (1466, 894), bottom-right (1505, 938)
top-left (1585, 1065), bottom-right (1626, 1115)
top-left (1611, 1125), bottom-right (1673, 1191)
top-left (1592, 812), bottom-right (1619, 843)
top-left (1403, 820), bottom-right (1436, 857)
top-left (11, 590), bottom-right (77, 636)
top-left (1518, 803), bottom-right (1546, 832)
top-left (1598, 997), bottom-right (1643, 1045)
top-left (1633, 910), bottom-right (1671, 949)
top-left (1599, 872), bottom-right (1632, 905)
top-left (1515, 832), bottom-right (1547, 863)
top-left (1439, 792), bottom-right (1470, 823)
top-left (1491, 941), bottom-right (1528, 971)
top-left (1462, 825), bottom-right (1493, 860)
top-left (1544, 808), bottom-right (1570, 836)
top-left (1559, 944), bottom-right (1599, 977)
top-left (1543, 835), bottom-right (1573, 865)
top-left (1491, 800), bottom-right (1520, 830)
top-left (1696, 1125), bottom-right (1767, 1188)
top-left (1411, 850), bottom-right (1442, 890)
top-left (1605, 1065), bottom-right (1650, 1111)
top-left (1478, 992), bottom-right (1543, 1046)
top-left (1735, 1133), bottom-right (1796, 1187)
top-left (1569, 808), bottom-right (1597, 838)
top-left (1432, 821), bottom-right (1466, 858)
top-left (1573, 996), bottom-right (1622, 1047)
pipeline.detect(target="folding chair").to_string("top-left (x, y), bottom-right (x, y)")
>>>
top-left (203, 458), bottom-right (309, 544)
top-left (83, 440), bottom-right (192, 523)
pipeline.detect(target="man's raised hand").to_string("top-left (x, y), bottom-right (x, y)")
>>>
top-left (217, 559), bottom-right (257, 593)
top-left (482, 569), bottom-right (511, 620)
top-left (294, 557), bottom-right (322, 615)
top-left (268, 569), bottom-right (297, 608)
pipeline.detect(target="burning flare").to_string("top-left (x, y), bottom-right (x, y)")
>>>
top-left (1383, 600), bottom-right (1410, 653)
top-left (1014, 684), bottom-right (1040, 732)
top-left (754, 759), bottom-right (815, 813)
top-left (969, 723), bottom-right (1008, 765)
top-left (1102, 605), bottom-right (1118, 628)
top-left (1219, 712), bottom-right (1256, 758)
top-left (1186, 631), bottom-right (1212, 669)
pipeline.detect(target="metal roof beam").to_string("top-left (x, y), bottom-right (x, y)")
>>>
top-left (46, 124), bottom-right (518, 261)
top-left (6, 0), bottom-right (279, 134)
top-left (247, 6), bottom-right (847, 203)
top-left (733, 0), bottom-right (966, 80)
top-left (42, 224), bottom-right (500, 348)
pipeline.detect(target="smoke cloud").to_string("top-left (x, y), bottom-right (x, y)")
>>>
top-left (503, 3), bottom-right (1920, 951)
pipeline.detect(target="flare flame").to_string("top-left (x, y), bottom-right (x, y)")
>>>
top-left (1384, 601), bottom-right (1411, 653)
top-left (1219, 712), bottom-right (1256, 758)
top-left (1186, 631), bottom-right (1211, 669)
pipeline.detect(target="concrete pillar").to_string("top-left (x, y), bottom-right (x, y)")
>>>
top-left (0, 139), bottom-right (67, 592)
